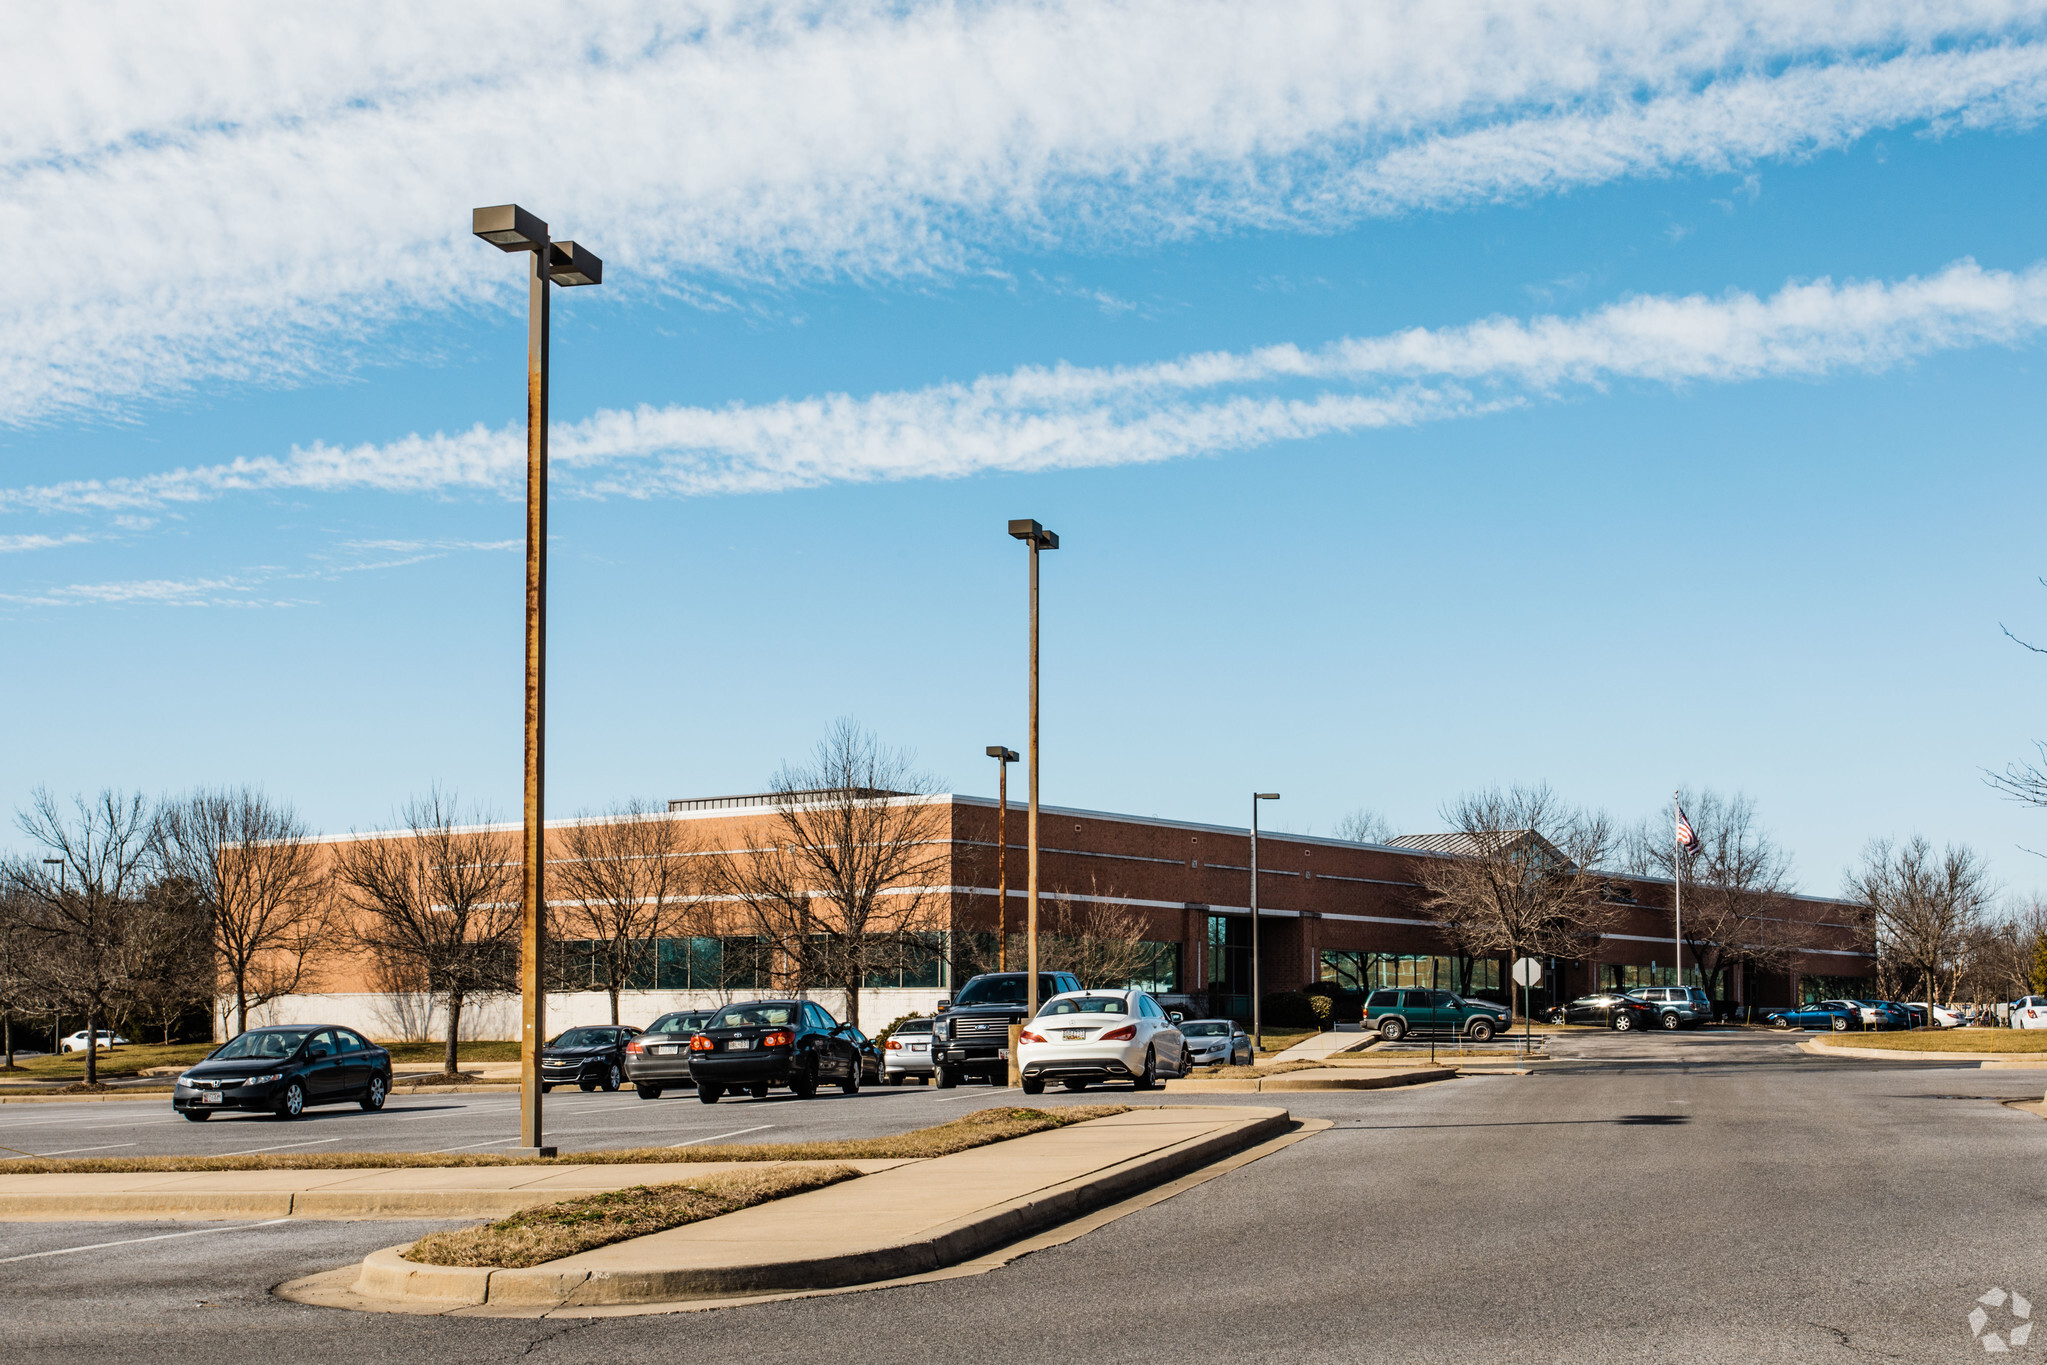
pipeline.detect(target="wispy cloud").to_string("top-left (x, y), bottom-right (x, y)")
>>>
top-left (0, 536), bottom-right (519, 608)
top-left (6, 256), bottom-right (2041, 520)
top-left (7, 2), bottom-right (2047, 424)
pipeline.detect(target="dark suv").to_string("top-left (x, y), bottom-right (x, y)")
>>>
top-left (933, 971), bottom-right (1081, 1087)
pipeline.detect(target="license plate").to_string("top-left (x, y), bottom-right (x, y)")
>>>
top-left (656, 1044), bottom-right (680, 1054)
top-left (200, 1092), bottom-right (222, 1105)
top-left (725, 1039), bottom-right (752, 1051)
top-left (910, 1043), bottom-right (926, 1052)
top-left (1061, 1030), bottom-right (1086, 1040)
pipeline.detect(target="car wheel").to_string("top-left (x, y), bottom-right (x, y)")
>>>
top-left (1132, 1047), bottom-right (1157, 1090)
top-left (698, 1084), bottom-right (723, 1103)
top-left (1468, 1020), bottom-right (1495, 1043)
top-left (1831, 1016), bottom-right (1850, 1032)
top-left (748, 1083), bottom-right (770, 1099)
top-left (1611, 1012), bottom-right (1635, 1032)
top-left (886, 1073), bottom-right (903, 1086)
top-left (635, 1085), bottom-right (663, 1100)
top-left (182, 1110), bottom-right (210, 1122)
top-left (1660, 1012), bottom-right (1681, 1031)
top-left (1379, 1018), bottom-right (1407, 1042)
top-left (1020, 1076), bottom-right (1045, 1095)
top-left (540, 1084), bottom-right (554, 1093)
top-left (935, 1065), bottom-right (959, 1089)
top-left (840, 1063), bottom-right (860, 1096)
top-left (360, 1074), bottom-right (388, 1112)
top-left (790, 1064), bottom-right (818, 1099)
top-left (274, 1080), bottom-right (306, 1120)
top-left (603, 1063), bottom-right (622, 1093)
top-left (579, 1078), bottom-right (598, 1092)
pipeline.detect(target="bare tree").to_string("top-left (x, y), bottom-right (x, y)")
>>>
top-left (121, 876), bottom-right (214, 1043)
top-left (154, 787), bottom-right (331, 1037)
top-left (1409, 784), bottom-right (1619, 1022)
top-left (1334, 809), bottom-right (1395, 844)
top-left (1622, 789), bottom-right (1803, 1005)
top-left (709, 720), bottom-right (947, 1030)
top-left (1036, 885), bottom-right (1155, 989)
top-left (550, 799), bottom-right (704, 1024)
top-left (333, 791), bottom-right (519, 1075)
top-left (1955, 909), bottom-right (2032, 1007)
top-left (2, 789), bottom-right (157, 1086)
top-left (1846, 837), bottom-right (1994, 1018)
top-left (0, 886), bottom-right (44, 1068)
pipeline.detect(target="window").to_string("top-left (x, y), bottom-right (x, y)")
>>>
top-left (1365, 990), bottom-right (1396, 1008)
top-left (654, 936), bottom-right (770, 991)
top-left (305, 1030), bottom-right (335, 1059)
top-left (1400, 991), bottom-right (1434, 1009)
top-left (805, 1003), bottom-right (840, 1031)
top-left (214, 1030), bottom-right (309, 1060)
top-left (549, 1027), bottom-right (617, 1048)
top-left (1322, 952), bottom-right (1500, 995)
top-left (336, 1030), bottom-right (368, 1052)
top-left (709, 1003), bottom-right (798, 1029)
top-left (1038, 996), bottom-right (1130, 1016)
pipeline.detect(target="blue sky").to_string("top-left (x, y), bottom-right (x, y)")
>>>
top-left (8, 2), bottom-right (2047, 897)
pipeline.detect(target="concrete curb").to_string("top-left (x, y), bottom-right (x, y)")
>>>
top-left (1800, 1039), bottom-right (2047, 1066)
top-left (353, 1106), bottom-right (1289, 1310)
top-left (1164, 1067), bottom-right (1456, 1093)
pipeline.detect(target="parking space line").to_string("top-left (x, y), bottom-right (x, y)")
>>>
top-left (212, 1137), bottom-right (342, 1157)
top-left (430, 1138), bottom-right (520, 1154)
top-left (0, 1219), bottom-right (293, 1265)
top-left (932, 1088), bottom-right (1014, 1102)
top-left (670, 1125), bottom-right (772, 1146)
top-left (4, 1143), bottom-right (137, 1159)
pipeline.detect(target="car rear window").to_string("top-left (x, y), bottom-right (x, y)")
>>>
top-left (1365, 990), bottom-right (1395, 1008)
top-left (709, 1003), bottom-right (800, 1028)
top-left (1039, 995), bottom-right (1130, 1016)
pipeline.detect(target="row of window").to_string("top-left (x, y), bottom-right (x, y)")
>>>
top-left (551, 933), bottom-right (1180, 994)
top-left (1318, 952), bottom-right (1502, 995)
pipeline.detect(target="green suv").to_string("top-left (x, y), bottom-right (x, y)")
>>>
top-left (1364, 988), bottom-right (1510, 1042)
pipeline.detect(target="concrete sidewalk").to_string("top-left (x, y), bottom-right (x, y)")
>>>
top-left (308, 1104), bottom-right (1289, 1314)
top-left (1265, 1031), bottom-right (1373, 1063)
top-left (0, 1159), bottom-right (914, 1221)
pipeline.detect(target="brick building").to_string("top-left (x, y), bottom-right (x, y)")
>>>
top-left (243, 792), bottom-right (1874, 1040)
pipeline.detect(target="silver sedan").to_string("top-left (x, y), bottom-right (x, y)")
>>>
top-left (1177, 1019), bottom-right (1252, 1067)
top-left (883, 1019), bottom-right (937, 1084)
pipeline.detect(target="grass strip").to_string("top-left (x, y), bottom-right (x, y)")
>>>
top-left (1809, 1031), bottom-right (2047, 1052)
top-left (406, 1164), bottom-right (860, 1268)
top-left (1189, 1060), bottom-right (1327, 1079)
top-left (0, 1104), bottom-right (1129, 1175)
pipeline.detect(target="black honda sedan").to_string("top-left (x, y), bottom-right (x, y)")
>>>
top-left (540, 1025), bottom-right (642, 1093)
top-left (172, 1025), bottom-right (393, 1121)
top-left (688, 999), bottom-right (865, 1102)
top-left (1544, 991), bottom-right (1658, 1031)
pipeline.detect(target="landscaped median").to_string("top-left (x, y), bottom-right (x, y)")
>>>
top-left (1800, 1032), bottom-right (2047, 1066)
top-left (280, 1104), bottom-right (1292, 1314)
top-left (1165, 1062), bottom-right (1457, 1092)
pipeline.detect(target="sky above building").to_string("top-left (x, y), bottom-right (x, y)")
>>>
top-left (7, 1), bottom-right (2047, 896)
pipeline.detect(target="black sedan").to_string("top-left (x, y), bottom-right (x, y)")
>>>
top-left (1544, 991), bottom-right (1658, 1032)
top-left (688, 999), bottom-right (865, 1102)
top-left (540, 1025), bottom-right (642, 1093)
top-left (173, 1025), bottom-right (392, 1121)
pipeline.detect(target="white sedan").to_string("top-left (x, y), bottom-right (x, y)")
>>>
top-left (59, 1029), bottom-right (128, 1053)
top-left (2014, 996), bottom-right (2047, 1029)
top-left (1017, 989), bottom-right (1188, 1094)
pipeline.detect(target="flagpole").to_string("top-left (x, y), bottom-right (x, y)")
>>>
top-left (1673, 789), bottom-right (1683, 993)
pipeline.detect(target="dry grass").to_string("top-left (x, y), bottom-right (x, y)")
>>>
top-left (407, 1164), bottom-right (859, 1268)
top-left (1811, 1030), bottom-right (2047, 1053)
top-left (0, 1104), bottom-right (1129, 1175)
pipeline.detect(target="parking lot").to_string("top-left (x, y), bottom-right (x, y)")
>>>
top-left (4, 1032), bottom-right (2045, 1362)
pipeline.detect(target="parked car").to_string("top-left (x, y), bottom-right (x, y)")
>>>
top-left (1764, 1002), bottom-right (1859, 1031)
top-left (623, 1011), bottom-right (714, 1098)
top-left (2014, 996), bottom-right (2047, 1029)
top-left (882, 1018), bottom-right (937, 1084)
top-left (1178, 1018), bottom-right (1253, 1066)
top-left (1930, 1003), bottom-right (1966, 1028)
top-left (1363, 988), bottom-right (1510, 1042)
top-left (173, 1025), bottom-right (392, 1121)
top-left (689, 999), bottom-right (866, 1102)
top-left (1822, 998), bottom-right (1906, 1031)
top-left (1624, 986), bottom-right (1713, 1030)
top-left (1016, 989), bottom-right (1188, 1094)
top-left (59, 1029), bottom-right (128, 1053)
top-left (932, 971), bottom-right (1083, 1087)
top-left (844, 1025), bottom-right (884, 1085)
top-left (1544, 991), bottom-right (1658, 1032)
top-left (539, 1024), bottom-right (642, 1093)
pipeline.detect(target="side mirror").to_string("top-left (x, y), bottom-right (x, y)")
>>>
top-left (1168, 1011), bottom-right (1184, 1024)
top-left (936, 998), bottom-right (951, 1012)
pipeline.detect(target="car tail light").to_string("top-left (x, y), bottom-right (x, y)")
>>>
top-left (625, 1041), bottom-right (644, 1054)
top-left (885, 1038), bottom-right (902, 1049)
top-left (689, 1034), bottom-right (715, 1052)
top-left (1020, 1030), bottom-right (1046, 1044)
top-left (1100, 1024), bottom-right (1137, 1042)
top-left (761, 1030), bottom-right (793, 1049)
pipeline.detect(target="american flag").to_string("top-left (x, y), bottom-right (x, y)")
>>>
top-left (1676, 805), bottom-right (1700, 853)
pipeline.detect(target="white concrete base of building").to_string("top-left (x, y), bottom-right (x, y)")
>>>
top-left (216, 987), bottom-right (950, 1043)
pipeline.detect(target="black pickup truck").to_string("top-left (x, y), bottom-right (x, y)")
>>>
top-left (933, 971), bottom-right (1080, 1087)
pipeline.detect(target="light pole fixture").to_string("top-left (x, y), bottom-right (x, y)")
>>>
top-left (1008, 519), bottom-right (1058, 1024)
top-left (1250, 792), bottom-right (1280, 1052)
top-left (986, 746), bottom-right (1019, 970)
top-left (472, 203), bottom-right (604, 1158)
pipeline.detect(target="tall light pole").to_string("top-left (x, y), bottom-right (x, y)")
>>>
top-left (472, 204), bottom-right (603, 1158)
top-left (1250, 792), bottom-right (1280, 1052)
top-left (1008, 519), bottom-right (1058, 1024)
top-left (986, 746), bottom-right (1018, 969)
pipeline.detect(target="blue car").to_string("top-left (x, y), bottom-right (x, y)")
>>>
top-left (1766, 1002), bottom-right (1859, 1032)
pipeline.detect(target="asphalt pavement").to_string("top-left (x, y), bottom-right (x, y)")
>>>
top-left (4, 1030), bottom-right (2045, 1363)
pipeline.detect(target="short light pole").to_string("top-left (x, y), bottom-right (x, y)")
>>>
top-left (986, 746), bottom-right (1019, 969)
top-left (1007, 519), bottom-right (1058, 1025)
top-left (472, 204), bottom-right (604, 1158)
top-left (42, 859), bottom-right (62, 1055)
top-left (1250, 792), bottom-right (1280, 1052)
